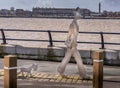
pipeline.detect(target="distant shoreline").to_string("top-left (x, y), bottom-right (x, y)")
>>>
top-left (0, 16), bottom-right (120, 19)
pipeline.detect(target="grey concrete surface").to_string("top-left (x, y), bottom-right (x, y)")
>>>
top-left (0, 58), bottom-right (120, 88)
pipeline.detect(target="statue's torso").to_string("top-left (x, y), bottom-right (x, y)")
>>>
top-left (69, 20), bottom-right (79, 47)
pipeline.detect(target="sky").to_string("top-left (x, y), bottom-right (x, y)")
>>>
top-left (0, 0), bottom-right (120, 12)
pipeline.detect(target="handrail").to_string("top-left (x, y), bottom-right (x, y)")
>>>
top-left (48, 30), bottom-right (53, 47)
top-left (0, 29), bottom-right (7, 44)
top-left (2, 29), bottom-right (120, 34)
top-left (100, 32), bottom-right (105, 49)
top-left (0, 29), bottom-right (120, 49)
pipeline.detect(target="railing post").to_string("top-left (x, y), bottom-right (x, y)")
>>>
top-left (4, 55), bottom-right (17, 88)
top-left (100, 32), bottom-right (105, 49)
top-left (0, 29), bottom-right (7, 44)
top-left (48, 30), bottom-right (53, 47)
top-left (93, 50), bottom-right (104, 88)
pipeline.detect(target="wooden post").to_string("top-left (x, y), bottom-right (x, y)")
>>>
top-left (4, 55), bottom-right (17, 88)
top-left (93, 50), bottom-right (104, 88)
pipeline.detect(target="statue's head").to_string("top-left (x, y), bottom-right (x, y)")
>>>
top-left (73, 7), bottom-right (82, 19)
top-left (32, 63), bottom-right (38, 71)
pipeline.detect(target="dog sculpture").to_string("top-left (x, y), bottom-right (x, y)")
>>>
top-left (18, 63), bottom-right (38, 77)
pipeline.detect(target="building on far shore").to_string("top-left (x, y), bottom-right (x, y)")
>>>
top-left (32, 7), bottom-right (91, 18)
top-left (15, 9), bottom-right (32, 17)
top-left (32, 7), bottom-right (74, 18)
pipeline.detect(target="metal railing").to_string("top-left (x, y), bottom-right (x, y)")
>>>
top-left (0, 29), bottom-right (120, 49)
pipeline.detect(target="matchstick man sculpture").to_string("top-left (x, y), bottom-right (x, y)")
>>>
top-left (57, 7), bottom-right (89, 79)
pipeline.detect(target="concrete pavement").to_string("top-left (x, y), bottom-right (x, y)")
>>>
top-left (0, 59), bottom-right (120, 88)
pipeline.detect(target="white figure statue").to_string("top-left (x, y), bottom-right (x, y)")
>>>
top-left (57, 7), bottom-right (89, 79)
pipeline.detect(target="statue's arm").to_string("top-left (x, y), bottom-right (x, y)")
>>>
top-left (67, 23), bottom-right (74, 40)
top-left (65, 23), bottom-right (74, 48)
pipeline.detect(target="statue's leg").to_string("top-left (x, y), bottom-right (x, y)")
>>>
top-left (29, 71), bottom-right (32, 77)
top-left (21, 71), bottom-right (24, 77)
top-left (73, 48), bottom-right (88, 79)
top-left (57, 48), bottom-right (73, 75)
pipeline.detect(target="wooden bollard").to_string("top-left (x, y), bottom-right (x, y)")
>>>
top-left (93, 50), bottom-right (104, 88)
top-left (4, 55), bottom-right (17, 88)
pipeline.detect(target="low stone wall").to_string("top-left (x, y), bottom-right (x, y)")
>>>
top-left (0, 44), bottom-right (120, 66)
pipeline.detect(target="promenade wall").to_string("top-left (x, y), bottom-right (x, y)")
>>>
top-left (0, 44), bottom-right (120, 65)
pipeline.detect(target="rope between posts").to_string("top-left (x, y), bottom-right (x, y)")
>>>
top-left (4, 64), bottom-right (35, 70)
top-left (93, 60), bottom-right (103, 62)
